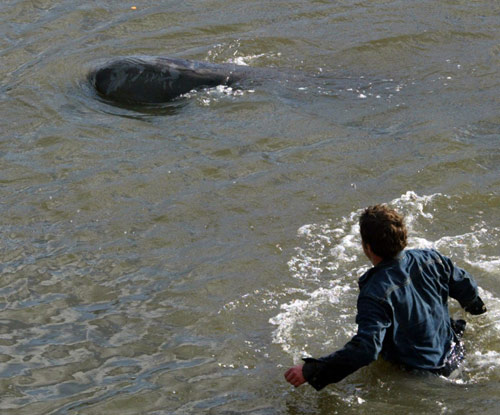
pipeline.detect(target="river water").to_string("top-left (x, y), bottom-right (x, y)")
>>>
top-left (1, 1), bottom-right (499, 414)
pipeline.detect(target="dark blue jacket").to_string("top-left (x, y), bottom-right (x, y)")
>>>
top-left (302, 249), bottom-right (486, 390)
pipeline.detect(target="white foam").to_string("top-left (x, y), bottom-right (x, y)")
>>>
top-left (269, 285), bottom-right (354, 360)
top-left (184, 84), bottom-right (253, 105)
top-left (471, 350), bottom-right (500, 366)
top-left (227, 54), bottom-right (267, 66)
top-left (468, 257), bottom-right (500, 273)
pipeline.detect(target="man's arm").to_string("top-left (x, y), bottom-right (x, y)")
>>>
top-left (439, 252), bottom-right (487, 315)
top-left (285, 295), bottom-right (391, 391)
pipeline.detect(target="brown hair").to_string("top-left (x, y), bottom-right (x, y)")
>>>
top-left (359, 204), bottom-right (407, 259)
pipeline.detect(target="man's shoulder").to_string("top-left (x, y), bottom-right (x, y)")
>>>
top-left (404, 247), bottom-right (437, 257)
top-left (404, 248), bottom-right (447, 265)
top-left (359, 249), bottom-right (435, 295)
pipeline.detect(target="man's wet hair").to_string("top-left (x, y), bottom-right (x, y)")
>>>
top-left (359, 204), bottom-right (408, 259)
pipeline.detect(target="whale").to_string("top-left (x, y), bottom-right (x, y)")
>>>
top-left (88, 56), bottom-right (271, 105)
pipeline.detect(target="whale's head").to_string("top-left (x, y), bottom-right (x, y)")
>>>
top-left (89, 58), bottom-right (169, 104)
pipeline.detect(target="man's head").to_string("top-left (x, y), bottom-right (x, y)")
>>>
top-left (359, 204), bottom-right (407, 261)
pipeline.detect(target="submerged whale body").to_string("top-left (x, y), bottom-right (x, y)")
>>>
top-left (89, 56), bottom-right (261, 104)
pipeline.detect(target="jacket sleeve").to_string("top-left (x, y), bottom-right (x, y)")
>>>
top-left (302, 296), bottom-right (391, 391)
top-left (438, 252), bottom-right (487, 315)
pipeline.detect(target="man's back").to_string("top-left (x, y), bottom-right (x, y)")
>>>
top-left (358, 249), bottom-right (462, 369)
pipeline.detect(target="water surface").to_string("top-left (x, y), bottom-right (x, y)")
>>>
top-left (1, 1), bottom-right (499, 414)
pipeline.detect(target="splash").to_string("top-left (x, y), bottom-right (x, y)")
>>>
top-left (207, 40), bottom-right (279, 67)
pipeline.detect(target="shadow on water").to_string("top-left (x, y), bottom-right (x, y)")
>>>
top-left (98, 98), bottom-right (188, 118)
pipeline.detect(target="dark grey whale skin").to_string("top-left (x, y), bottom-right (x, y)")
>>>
top-left (88, 56), bottom-right (270, 104)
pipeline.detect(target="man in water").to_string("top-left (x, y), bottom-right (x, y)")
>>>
top-left (284, 204), bottom-right (487, 390)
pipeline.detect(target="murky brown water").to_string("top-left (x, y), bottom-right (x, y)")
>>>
top-left (1, 1), bottom-right (499, 414)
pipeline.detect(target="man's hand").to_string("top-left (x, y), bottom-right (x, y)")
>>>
top-left (464, 296), bottom-right (487, 315)
top-left (284, 364), bottom-right (306, 387)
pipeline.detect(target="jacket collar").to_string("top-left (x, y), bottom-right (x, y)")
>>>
top-left (359, 251), bottom-right (405, 287)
